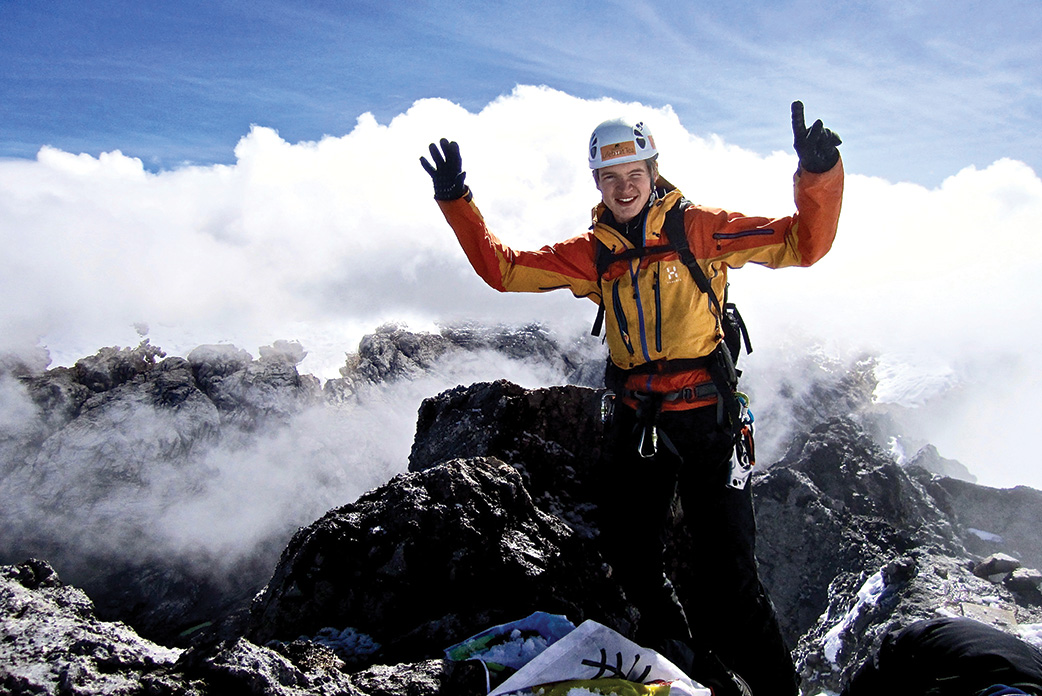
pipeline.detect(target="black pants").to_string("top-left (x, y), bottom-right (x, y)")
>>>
top-left (596, 403), bottom-right (798, 695)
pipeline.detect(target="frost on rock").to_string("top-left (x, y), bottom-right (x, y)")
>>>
top-left (1018, 623), bottom-right (1042, 650)
top-left (0, 559), bottom-right (182, 694)
top-left (823, 570), bottom-right (887, 665)
top-left (288, 626), bottom-right (382, 666)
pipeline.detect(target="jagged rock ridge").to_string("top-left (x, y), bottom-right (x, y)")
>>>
top-left (0, 325), bottom-right (595, 647)
top-left (3, 328), bottom-right (1042, 695)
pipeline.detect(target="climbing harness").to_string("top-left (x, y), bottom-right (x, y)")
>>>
top-left (593, 195), bottom-right (758, 477)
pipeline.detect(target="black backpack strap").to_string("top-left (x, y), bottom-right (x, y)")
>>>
top-left (721, 283), bottom-right (753, 357)
top-left (591, 241), bottom-right (611, 337)
top-left (708, 344), bottom-right (743, 433)
top-left (726, 300), bottom-right (753, 356)
top-left (660, 198), bottom-right (724, 318)
top-left (591, 303), bottom-right (606, 337)
top-left (660, 199), bottom-right (748, 433)
top-left (662, 199), bottom-right (754, 358)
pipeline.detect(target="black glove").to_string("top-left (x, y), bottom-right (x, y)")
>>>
top-left (420, 138), bottom-right (467, 200)
top-left (792, 101), bottom-right (842, 173)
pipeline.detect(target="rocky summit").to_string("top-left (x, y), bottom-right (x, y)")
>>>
top-left (2, 328), bottom-right (1042, 695)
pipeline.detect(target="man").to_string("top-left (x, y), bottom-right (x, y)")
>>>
top-left (421, 102), bottom-right (843, 695)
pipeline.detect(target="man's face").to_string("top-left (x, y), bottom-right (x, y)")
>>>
top-left (595, 160), bottom-right (654, 224)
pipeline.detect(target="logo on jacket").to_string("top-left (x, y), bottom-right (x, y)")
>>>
top-left (665, 264), bottom-right (681, 283)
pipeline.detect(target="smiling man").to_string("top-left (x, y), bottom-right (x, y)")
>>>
top-left (595, 156), bottom-right (656, 223)
top-left (421, 103), bottom-right (843, 695)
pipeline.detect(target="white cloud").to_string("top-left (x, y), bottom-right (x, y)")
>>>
top-left (2, 85), bottom-right (1041, 488)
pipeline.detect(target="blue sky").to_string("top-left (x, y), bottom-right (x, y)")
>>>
top-left (2, 0), bottom-right (1040, 187)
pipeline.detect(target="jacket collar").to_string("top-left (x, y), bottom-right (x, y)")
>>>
top-left (592, 182), bottom-right (685, 252)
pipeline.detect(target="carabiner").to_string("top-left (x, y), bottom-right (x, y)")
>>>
top-left (638, 424), bottom-right (658, 459)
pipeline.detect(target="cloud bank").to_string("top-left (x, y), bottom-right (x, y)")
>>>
top-left (2, 84), bottom-right (1041, 489)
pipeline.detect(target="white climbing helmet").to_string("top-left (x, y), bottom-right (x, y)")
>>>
top-left (588, 118), bottom-right (658, 169)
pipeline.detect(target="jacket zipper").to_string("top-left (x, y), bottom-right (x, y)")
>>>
top-left (713, 229), bottom-right (775, 240)
top-left (611, 279), bottom-right (635, 355)
top-left (653, 265), bottom-right (662, 353)
top-left (631, 263), bottom-right (652, 363)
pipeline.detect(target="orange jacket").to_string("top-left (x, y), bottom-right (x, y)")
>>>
top-left (436, 161), bottom-right (844, 404)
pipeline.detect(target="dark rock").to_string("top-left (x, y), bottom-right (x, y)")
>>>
top-left (935, 477), bottom-right (1042, 572)
top-left (188, 343), bottom-right (320, 430)
top-left (974, 552), bottom-right (1022, 579)
top-left (1, 340), bottom-right (325, 646)
top-left (17, 366), bottom-right (92, 435)
top-left (439, 322), bottom-right (563, 365)
top-left (187, 343), bottom-right (254, 386)
top-left (906, 443), bottom-right (977, 482)
top-left (1005, 567), bottom-right (1042, 593)
top-left (245, 457), bottom-right (631, 665)
top-left (71, 340), bottom-right (166, 393)
top-left (86, 556), bottom-right (271, 649)
top-left (753, 418), bottom-right (1042, 695)
top-left (0, 557), bottom-right (487, 696)
top-left (403, 385), bottom-right (1042, 693)
top-left (735, 417), bottom-right (959, 649)
top-left (349, 659), bottom-right (486, 696)
top-left (340, 323), bottom-right (598, 390)
top-left (409, 380), bottom-right (605, 535)
top-left (15, 356), bottom-right (219, 511)
top-left (8, 334), bottom-right (1042, 695)
top-left (175, 637), bottom-right (356, 696)
top-left (349, 324), bottom-right (458, 384)
top-left (0, 559), bottom-right (183, 695)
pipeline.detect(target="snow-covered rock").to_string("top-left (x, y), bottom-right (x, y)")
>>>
top-left (0, 558), bottom-right (181, 695)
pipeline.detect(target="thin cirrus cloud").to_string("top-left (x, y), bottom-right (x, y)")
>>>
top-left (2, 1), bottom-right (1039, 184)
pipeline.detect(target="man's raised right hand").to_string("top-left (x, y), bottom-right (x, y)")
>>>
top-left (420, 138), bottom-right (467, 200)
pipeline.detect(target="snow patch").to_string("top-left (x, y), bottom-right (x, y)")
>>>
top-left (1018, 623), bottom-right (1042, 650)
top-left (888, 436), bottom-right (906, 465)
top-left (967, 527), bottom-right (1004, 543)
top-left (481, 628), bottom-right (551, 669)
top-left (872, 355), bottom-right (957, 407)
top-left (307, 626), bottom-right (381, 662)
top-left (823, 570), bottom-right (887, 665)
